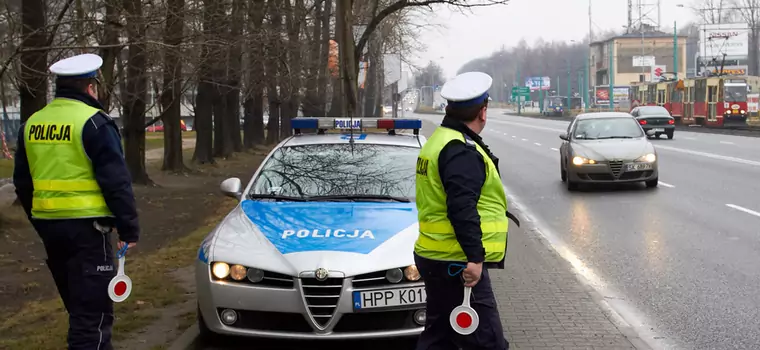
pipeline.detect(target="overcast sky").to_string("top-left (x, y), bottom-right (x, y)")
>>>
top-left (410, 0), bottom-right (705, 78)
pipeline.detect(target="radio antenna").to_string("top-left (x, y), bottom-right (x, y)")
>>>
top-left (349, 109), bottom-right (355, 154)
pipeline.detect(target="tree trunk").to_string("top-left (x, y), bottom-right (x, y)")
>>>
top-left (192, 0), bottom-right (216, 164)
top-left (212, 0), bottom-right (233, 158)
top-left (243, 0), bottom-right (266, 148)
top-left (363, 34), bottom-right (379, 117)
top-left (98, 0), bottom-right (121, 112)
top-left (19, 0), bottom-right (47, 123)
top-left (265, 0), bottom-right (282, 144)
top-left (320, 0), bottom-right (333, 116)
top-left (225, 0), bottom-right (244, 153)
top-left (122, 0), bottom-right (150, 184)
top-left (161, 0), bottom-right (186, 171)
top-left (302, 0), bottom-right (323, 117)
top-left (336, 0), bottom-right (359, 117)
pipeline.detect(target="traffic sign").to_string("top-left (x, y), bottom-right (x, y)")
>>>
top-left (450, 286), bottom-right (479, 335)
top-left (511, 86), bottom-right (530, 95)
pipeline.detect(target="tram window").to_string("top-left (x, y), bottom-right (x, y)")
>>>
top-left (724, 85), bottom-right (747, 102)
top-left (670, 86), bottom-right (682, 102)
top-left (695, 80), bottom-right (706, 102)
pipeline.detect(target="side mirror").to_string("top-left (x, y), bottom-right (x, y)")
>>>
top-left (220, 177), bottom-right (242, 199)
top-left (645, 129), bottom-right (656, 136)
top-left (559, 133), bottom-right (568, 141)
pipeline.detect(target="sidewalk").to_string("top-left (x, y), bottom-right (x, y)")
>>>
top-left (493, 222), bottom-right (646, 349)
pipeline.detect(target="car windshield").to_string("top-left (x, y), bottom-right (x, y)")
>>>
top-left (573, 117), bottom-right (644, 140)
top-left (249, 143), bottom-right (418, 200)
top-left (636, 106), bottom-right (670, 116)
top-left (724, 85), bottom-right (747, 102)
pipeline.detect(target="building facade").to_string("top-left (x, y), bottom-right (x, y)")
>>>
top-left (590, 31), bottom-right (689, 87)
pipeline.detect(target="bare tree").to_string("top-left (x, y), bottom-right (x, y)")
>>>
top-left (19, 0), bottom-right (48, 122)
top-left (161, 0), bottom-right (186, 171)
top-left (264, 0), bottom-right (283, 144)
top-left (242, 0), bottom-right (266, 148)
top-left (192, 0), bottom-right (217, 164)
top-left (122, 0), bottom-right (150, 184)
top-left (732, 0), bottom-right (760, 75)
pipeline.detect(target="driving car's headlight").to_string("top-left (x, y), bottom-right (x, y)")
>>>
top-left (404, 265), bottom-right (421, 281)
top-left (229, 264), bottom-right (247, 281)
top-left (636, 153), bottom-right (656, 163)
top-left (212, 262), bottom-right (230, 279)
top-left (572, 156), bottom-right (596, 165)
top-left (741, 110), bottom-right (746, 114)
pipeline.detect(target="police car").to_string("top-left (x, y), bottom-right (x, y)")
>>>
top-left (196, 117), bottom-right (428, 341)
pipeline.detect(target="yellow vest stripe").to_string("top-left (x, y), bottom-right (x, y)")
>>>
top-left (418, 220), bottom-right (508, 234)
top-left (416, 234), bottom-right (506, 255)
top-left (32, 179), bottom-right (102, 192)
top-left (32, 195), bottom-right (109, 211)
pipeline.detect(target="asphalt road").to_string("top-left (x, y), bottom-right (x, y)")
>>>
top-left (415, 110), bottom-right (760, 350)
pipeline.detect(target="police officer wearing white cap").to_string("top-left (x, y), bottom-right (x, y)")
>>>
top-left (414, 71), bottom-right (518, 349)
top-left (13, 53), bottom-right (140, 349)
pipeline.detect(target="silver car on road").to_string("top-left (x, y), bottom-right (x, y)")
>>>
top-left (559, 112), bottom-right (659, 190)
top-left (195, 117), bottom-right (428, 342)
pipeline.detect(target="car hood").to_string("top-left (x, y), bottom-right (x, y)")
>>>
top-left (572, 138), bottom-right (654, 160)
top-left (200, 201), bottom-right (419, 277)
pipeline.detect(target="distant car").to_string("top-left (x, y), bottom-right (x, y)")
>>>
top-left (559, 112), bottom-right (659, 191)
top-left (382, 105), bottom-right (393, 116)
top-left (630, 106), bottom-right (675, 139)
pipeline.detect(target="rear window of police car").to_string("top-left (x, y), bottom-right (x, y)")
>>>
top-left (250, 143), bottom-right (418, 199)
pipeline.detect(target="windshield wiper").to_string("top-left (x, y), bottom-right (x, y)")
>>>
top-left (309, 194), bottom-right (411, 203)
top-left (248, 194), bottom-right (308, 201)
top-left (596, 136), bottom-right (635, 139)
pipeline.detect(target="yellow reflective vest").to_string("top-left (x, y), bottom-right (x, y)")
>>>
top-left (24, 98), bottom-right (113, 219)
top-left (414, 126), bottom-right (508, 262)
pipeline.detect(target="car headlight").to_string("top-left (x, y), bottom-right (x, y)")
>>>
top-left (572, 156), bottom-right (596, 165)
top-left (741, 110), bottom-right (746, 114)
top-left (404, 265), bottom-right (421, 281)
top-left (212, 262), bottom-right (230, 279)
top-left (636, 153), bottom-right (656, 163)
top-left (229, 264), bottom-right (247, 281)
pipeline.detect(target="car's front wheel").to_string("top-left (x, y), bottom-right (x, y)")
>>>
top-left (645, 177), bottom-right (658, 188)
top-left (198, 306), bottom-right (221, 343)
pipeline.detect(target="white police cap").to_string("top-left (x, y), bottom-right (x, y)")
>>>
top-left (49, 53), bottom-right (103, 79)
top-left (440, 72), bottom-right (493, 107)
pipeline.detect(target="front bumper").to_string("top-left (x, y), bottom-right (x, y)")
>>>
top-left (195, 261), bottom-right (425, 340)
top-left (567, 161), bottom-right (658, 183)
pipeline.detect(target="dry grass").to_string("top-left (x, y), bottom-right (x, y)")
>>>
top-left (0, 158), bottom-right (12, 178)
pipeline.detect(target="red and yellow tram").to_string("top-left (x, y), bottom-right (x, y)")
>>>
top-left (629, 76), bottom-right (750, 127)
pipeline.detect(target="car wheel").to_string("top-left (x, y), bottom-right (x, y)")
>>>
top-left (645, 178), bottom-right (658, 188)
top-left (197, 306), bottom-right (221, 344)
top-left (666, 130), bottom-right (674, 139)
top-left (655, 133), bottom-right (661, 139)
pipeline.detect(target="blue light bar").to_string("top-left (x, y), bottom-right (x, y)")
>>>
top-left (291, 118), bottom-right (319, 129)
top-left (392, 119), bottom-right (422, 129)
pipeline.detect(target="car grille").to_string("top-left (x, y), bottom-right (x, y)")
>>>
top-left (301, 277), bottom-right (343, 328)
top-left (608, 161), bottom-right (623, 177)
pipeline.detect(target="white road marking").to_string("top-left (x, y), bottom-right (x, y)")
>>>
top-left (521, 138), bottom-right (528, 141)
top-left (726, 204), bottom-right (760, 218)
top-left (657, 181), bottom-right (675, 188)
top-left (682, 136), bottom-right (696, 140)
top-left (720, 141), bottom-right (735, 145)
top-left (511, 135), bottom-right (516, 138)
top-left (534, 142), bottom-right (542, 146)
top-left (503, 133), bottom-right (508, 136)
top-left (550, 147), bottom-right (559, 151)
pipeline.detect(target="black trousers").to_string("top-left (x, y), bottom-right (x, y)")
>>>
top-left (34, 219), bottom-right (116, 350)
top-left (414, 254), bottom-right (509, 350)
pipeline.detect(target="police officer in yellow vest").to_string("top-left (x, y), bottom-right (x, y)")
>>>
top-left (12, 53), bottom-right (140, 349)
top-left (415, 72), bottom-right (518, 350)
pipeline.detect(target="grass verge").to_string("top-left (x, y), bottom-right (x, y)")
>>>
top-left (0, 199), bottom-right (234, 350)
top-left (0, 158), bottom-right (12, 178)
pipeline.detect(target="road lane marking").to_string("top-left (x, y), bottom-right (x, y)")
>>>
top-left (726, 204), bottom-right (760, 218)
top-left (720, 141), bottom-right (735, 145)
top-left (550, 147), bottom-right (559, 151)
top-left (534, 142), bottom-right (542, 146)
top-left (658, 181), bottom-right (675, 188)
top-left (511, 135), bottom-right (516, 138)
top-left (682, 136), bottom-right (696, 140)
top-left (521, 138), bottom-right (528, 141)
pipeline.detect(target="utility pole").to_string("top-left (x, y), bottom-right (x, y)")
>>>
top-left (517, 66), bottom-right (522, 115)
top-left (588, 0), bottom-right (593, 110)
top-left (539, 77), bottom-right (543, 113)
top-left (566, 60), bottom-right (571, 110)
top-left (609, 41), bottom-right (615, 110)
top-left (673, 20), bottom-right (678, 79)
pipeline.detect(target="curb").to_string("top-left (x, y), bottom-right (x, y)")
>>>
top-left (167, 324), bottom-right (199, 350)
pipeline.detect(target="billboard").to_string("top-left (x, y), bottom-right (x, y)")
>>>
top-left (524, 76), bottom-right (551, 91)
top-left (699, 22), bottom-right (749, 58)
top-left (383, 53), bottom-right (401, 87)
top-left (594, 86), bottom-right (630, 104)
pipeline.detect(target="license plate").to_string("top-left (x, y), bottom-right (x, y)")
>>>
top-left (652, 128), bottom-right (665, 132)
top-left (353, 287), bottom-right (426, 310)
top-left (625, 163), bottom-right (653, 171)
top-left (334, 118), bottom-right (361, 129)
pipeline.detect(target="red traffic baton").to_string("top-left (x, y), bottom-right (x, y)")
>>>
top-left (108, 245), bottom-right (133, 303)
top-left (449, 286), bottom-right (479, 335)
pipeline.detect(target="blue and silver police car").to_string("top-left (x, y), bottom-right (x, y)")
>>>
top-left (196, 117), bottom-right (428, 341)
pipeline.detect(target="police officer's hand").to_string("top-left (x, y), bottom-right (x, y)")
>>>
top-left (118, 241), bottom-right (137, 252)
top-left (463, 262), bottom-right (483, 287)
